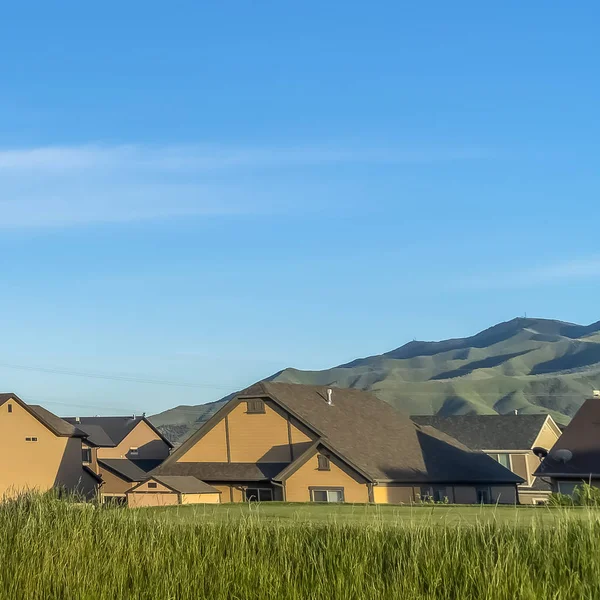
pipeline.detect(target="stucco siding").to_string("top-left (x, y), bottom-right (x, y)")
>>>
top-left (373, 485), bottom-right (415, 504)
top-left (453, 487), bottom-right (477, 504)
top-left (510, 454), bottom-right (529, 485)
top-left (533, 421), bottom-right (561, 451)
top-left (128, 493), bottom-right (179, 508)
top-left (519, 490), bottom-right (552, 505)
top-left (0, 399), bottom-right (93, 499)
top-left (285, 453), bottom-right (369, 503)
top-left (98, 421), bottom-right (170, 460)
top-left (228, 401), bottom-right (292, 463)
top-left (98, 466), bottom-right (133, 496)
top-left (178, 419), bottom-right (228, 462)
top-left (181, 492), bottom-right (221, 504)
top-left (491, 485), bottom-right (517, 504)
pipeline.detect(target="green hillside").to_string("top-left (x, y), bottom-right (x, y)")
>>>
top-left (150, 318), bottom-right (600, 444)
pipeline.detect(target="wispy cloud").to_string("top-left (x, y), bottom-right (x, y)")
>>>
top-left (461, 258), bottom-right (600, 289)
top-left (0, 142), bottom-right (489, 227)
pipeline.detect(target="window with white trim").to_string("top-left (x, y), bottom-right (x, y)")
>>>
top-left (311, 488), bottom-right (344, 503)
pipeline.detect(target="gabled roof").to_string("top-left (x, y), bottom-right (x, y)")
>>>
top-left (0, 394), bottom-right (85, 438)
top-left (411, 414), bottom-right (552, 450)
top-left (536, 398), bottom-right (600, 477)
top-left (152, 476), bottom-right (220, 494)
top-left (158, 382), bottom-right (521, 485)
top-left (98, 458), bottom-right (164, 482)
top-left (62, 416), bottom-right (173, 448)
top-left (153, 462), bottom-right (284, 482)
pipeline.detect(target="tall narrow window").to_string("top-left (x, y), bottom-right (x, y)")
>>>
top-left (7, 404), bottom-right (12, 413)
top-left (246, 399), bottom-right (265, 414)
top-left (82, 447), bottom-right (92, 464)
top-left (317, 454), bottom-right (330, 471)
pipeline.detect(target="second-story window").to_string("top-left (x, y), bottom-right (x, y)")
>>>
top-left (246, 399), bottom-right (265, 414)
top-left (25, 437), bottom-right (38, 442)
top-left (7, 404), bottom-right (12, 413)
top-left (82, 447), bottom-right (92, 464)
top-left (129, 447), bottom-right (139, 456)
top-left (317, 454), bottom-right (331, 471)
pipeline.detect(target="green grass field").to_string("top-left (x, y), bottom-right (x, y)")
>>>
top-left (141, 500), bottom-right (593, 527)
top-left (2, 495), bottom-right (600, 600)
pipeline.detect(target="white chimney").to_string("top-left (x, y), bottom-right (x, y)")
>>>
top-left (326, 388), bottom-right (333, 405)
top-left (593, 390), bottom-right (600, 399)
top-left (75, 416), bottom-right (80, 423)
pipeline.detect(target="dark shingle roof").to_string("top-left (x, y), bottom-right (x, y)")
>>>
top-left (154, 462), bottom-right (284, 482)
top-left (27, 405), bottom-right (86, 438)
top-left (160, 382), bottom-right (521, 485)
top-left (411, 414), bottom-right (549, 450)
top-left (152, 476), bottom-right (220, 494)
top-left (98, 459), bottom-right (164, 482)
top-left (536, 398), bottom-right (600, 477)
top-left (63, 416), bottom-right (173, 448)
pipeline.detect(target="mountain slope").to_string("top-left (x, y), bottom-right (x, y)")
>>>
top-left (150, 317), bottom-right (600, 444)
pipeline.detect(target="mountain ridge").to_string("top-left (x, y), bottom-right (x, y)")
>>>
top-left (150, 317), bottom-right (600, 444)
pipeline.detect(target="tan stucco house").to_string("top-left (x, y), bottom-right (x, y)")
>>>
top-left (142, 382), bottom-right (521, 507)
top-left (0, 393), bottom-right (100, 499)
top-left (63, 415), bottom-right (172, 502)
top-left (412, 414), bottom-right (561, 504)
top-left (127, 476), bottom-right (221, 507)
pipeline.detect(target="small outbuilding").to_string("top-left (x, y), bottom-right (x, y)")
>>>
top-left (126, 475), bottom-right (221, 507)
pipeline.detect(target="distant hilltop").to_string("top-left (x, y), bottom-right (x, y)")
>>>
top-left (151, 317), bottom-right (600, 444)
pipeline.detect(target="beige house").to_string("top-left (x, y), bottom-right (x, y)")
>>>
top-left (143, 382), bottom-right (521, 506)
top-left (0, 393), bottom-right (100, 499)
top-left (127, 476), bottom-right (221, 507)
top-left (412, 414), bottom-right (561, 504)
top-left (63, 415), bottom-right (172, 502)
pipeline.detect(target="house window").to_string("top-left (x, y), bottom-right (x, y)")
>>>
top-left (557, 481), bottom-right (578, 497)
top-left (7, 404), bottom-right (12, 413)
top-left (148, 482), bottom-right (158, 489)
top-left (246, 399), bottom-right (265, 414)
top-left (25, 437), bottom-right (38, 442)
top-left (310, 488), bottom-right (344, 503)
top-left (129, 447), bottom-right (139, 456)
top-left (477, 487), bottom-right (491, 504)
top-left (494, 454), bottom-right (511, 469)
top-left (317, 454), bottom-right (330, 471)
top-left (245, 488), bottom-right (273, 502)
top-left (82, 447), bottom-right (92, 464)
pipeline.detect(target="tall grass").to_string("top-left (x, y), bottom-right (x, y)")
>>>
top-left (0, 494), bottom-right (599, 599)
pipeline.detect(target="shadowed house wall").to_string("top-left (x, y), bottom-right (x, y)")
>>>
top-left (98, 421), bottom-right (171, 460)
top-left (285, 453), bottom-right (369, 503)
top-left (491, 486), bottom-right (517, 504)
top-left (98, 467), bottom-right (134, 496)
top-left (453, 487), bottom-right (477, 504)
top-left (0, 400), bottom-right (95, 499)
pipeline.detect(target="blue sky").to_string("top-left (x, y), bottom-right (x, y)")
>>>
top-left (0, 2), bottom-right (599, 416)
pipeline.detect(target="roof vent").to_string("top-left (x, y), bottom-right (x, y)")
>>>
top-left (75, 416), bottom-right (80, 423)
top-left (593, 390), bottom-right (600, 399)
top-left (514, 409), bottom-right (518, 415)
top-left (326, 388), bottom-right (333, 405)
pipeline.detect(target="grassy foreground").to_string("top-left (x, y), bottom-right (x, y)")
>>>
top-left (1, 495), bottom-right (600, 600)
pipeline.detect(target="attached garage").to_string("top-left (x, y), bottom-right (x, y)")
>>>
top-left (127, 476), bottom-right (221, 508)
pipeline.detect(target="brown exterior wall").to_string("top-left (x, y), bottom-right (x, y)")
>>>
top-left (128, 493), bottom-right (179, 508)
top-left (373, 485), bottom-right (415, 504)
top-left (181, 492), bottom-right (221, 504)
top-left (178, 419), bottom-right (228, 462)
top-left (0, 399), bottom-right (97, 499)
top-left (285, 453), bottom-right (369, 503)
top-left (491, 485), bottom-right (517, 504)
top-left (98, 421), bottom-right (171, 461)
top-left (228, 401), bottom-right (292, 463)
top-left (98, 467), bottom-right (133, 497)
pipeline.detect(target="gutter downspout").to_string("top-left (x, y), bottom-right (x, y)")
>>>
top-left (272, 480), bottom-right (286, 502)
